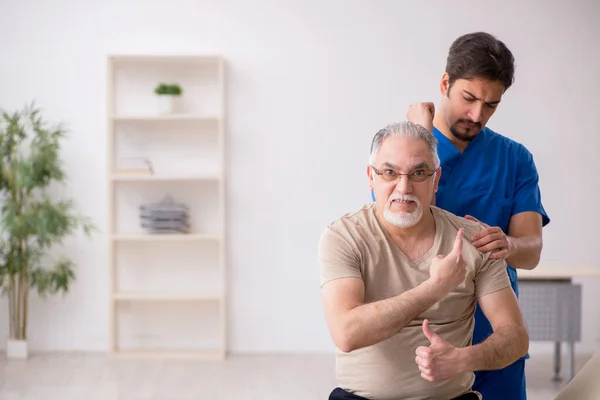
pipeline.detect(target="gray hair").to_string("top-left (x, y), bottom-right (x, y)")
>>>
top-left (368, 121), bottom-right (440, 169)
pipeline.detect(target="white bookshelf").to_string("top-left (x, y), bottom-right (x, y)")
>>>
top-left (106, 54), bottom-right (227, 359)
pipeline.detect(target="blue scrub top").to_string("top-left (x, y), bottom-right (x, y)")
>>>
top-left (433, 126), bottom-right (550, 348)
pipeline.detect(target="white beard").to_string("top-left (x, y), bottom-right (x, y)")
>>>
top-left (383, 194), bottom-right (422, 228)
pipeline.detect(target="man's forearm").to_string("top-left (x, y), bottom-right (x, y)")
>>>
top-left (506, 234), bottom-right (542, 270)
top-left (341, 279), bottom-right (444, 352)
top-left (457, 324), bottom-right (529, 372)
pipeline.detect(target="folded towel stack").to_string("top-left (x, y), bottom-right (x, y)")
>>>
top-left (140, 196), bottom-right (190, 234)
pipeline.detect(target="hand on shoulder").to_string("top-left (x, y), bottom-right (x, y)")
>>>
top-left (464, 215), bottom-right (511, 260)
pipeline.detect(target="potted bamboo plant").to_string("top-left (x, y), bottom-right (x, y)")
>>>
top-left (0, 103), bottom-right (95, 359)
top-left (154, 83), bottom-right (183, 114)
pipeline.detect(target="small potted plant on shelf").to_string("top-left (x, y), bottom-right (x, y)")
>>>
top-left (154, 83), bottom-right (183, 114)
top-left (0, 103), bottom-right (96, 359)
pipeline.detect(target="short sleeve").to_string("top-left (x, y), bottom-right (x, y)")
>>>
top-left (318, 226), bottom-right (362, 287)
top-left (512, 146), bottom-right (550, 227)
top-left (475, 255), bottom-right (511, 299)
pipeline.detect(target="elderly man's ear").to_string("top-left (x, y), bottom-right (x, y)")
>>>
top-left (367, 165), bottom-right (374, 190)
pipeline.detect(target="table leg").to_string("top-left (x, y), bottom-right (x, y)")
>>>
top-left (566, 341), bottom-right (575, 381)
top-left (553, 341), bottom-right (562, 381)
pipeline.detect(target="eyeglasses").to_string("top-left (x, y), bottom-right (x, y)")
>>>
top-left (370, 165), bottom-right (437, 183)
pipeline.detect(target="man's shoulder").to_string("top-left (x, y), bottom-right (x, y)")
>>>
top-left (319, 203), bottom-right (378, 260)
top-left (325, 203), bottom-right (376, 236)
top-left (431, 206), bottom-right (497, 267)
top-left (482, 127), bottom-right (533, 157)
top-left (431, 206), bottom-right (485, 239)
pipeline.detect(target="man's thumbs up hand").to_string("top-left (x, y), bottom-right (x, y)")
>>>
top-left (422, 319), bottom-right (447, 348)
top-left (415, 319), bottom-right (462, 382)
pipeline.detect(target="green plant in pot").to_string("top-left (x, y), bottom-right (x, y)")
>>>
top-left (0, 103), bottom-right (96, 359)
top-left (154, 83), bottom-right (183, 114)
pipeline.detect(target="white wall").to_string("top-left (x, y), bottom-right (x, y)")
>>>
top-left (0, 0), bottom-right (599, 355)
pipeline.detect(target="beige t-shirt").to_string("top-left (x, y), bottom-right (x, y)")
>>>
top-left (318, 204), bottom-right (510, 400)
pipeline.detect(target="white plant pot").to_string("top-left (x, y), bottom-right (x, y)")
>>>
top-left (6, 339), bottom-right (28, 359)
top-left (158, 95), bottom-right (176, 114)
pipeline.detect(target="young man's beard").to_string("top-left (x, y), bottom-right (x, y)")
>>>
top-left (450, 119), bottom-right (481, 142)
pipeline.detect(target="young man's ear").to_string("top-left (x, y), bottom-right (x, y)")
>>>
top-left (440, 72), bottom-right (450, 96)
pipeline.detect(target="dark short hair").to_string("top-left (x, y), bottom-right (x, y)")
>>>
top-left (446, 32), bottom-right (515, 92)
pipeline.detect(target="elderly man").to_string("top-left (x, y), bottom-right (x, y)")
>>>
top-left (318, 121), bottom-right (529, 400)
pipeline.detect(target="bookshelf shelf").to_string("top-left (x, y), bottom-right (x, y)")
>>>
top-left (112, 233), bottom-right (221, 242)
top-left (113, 292), bottom-right (223, 301)
top-left (111, 173), bottom-right (222, 182)
top-left (111, 114), bottom-right (220, 122)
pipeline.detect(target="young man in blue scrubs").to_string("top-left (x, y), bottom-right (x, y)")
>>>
top-left (405, 32), bottom-right (550, 399)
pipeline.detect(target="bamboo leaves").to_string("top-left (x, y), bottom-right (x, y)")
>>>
top-left (0, 102), bottom-right (96, 341)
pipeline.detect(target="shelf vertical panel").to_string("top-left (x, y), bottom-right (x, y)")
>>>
top-left (217, 56), bottom-right (227, 357)
top-left (107, 56), bottom-right (118, 355)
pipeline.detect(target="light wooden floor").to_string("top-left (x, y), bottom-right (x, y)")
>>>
top-left (0, 352), bottom-right (592, 399)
